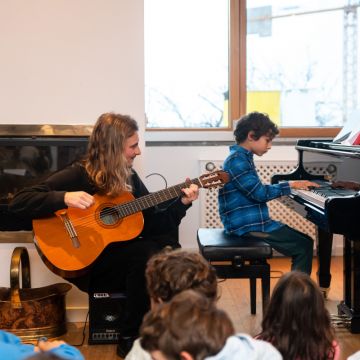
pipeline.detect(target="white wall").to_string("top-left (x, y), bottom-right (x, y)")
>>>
top-left (0, 0), bottom-right (144, 127)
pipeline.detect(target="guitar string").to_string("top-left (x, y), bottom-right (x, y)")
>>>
top-left (47, 173), bottom-right (222, 229)
top-left (85, 175), bottom-right (222, 226)
top-left (61, 182), bottom-right (193, 228)
top-left (69, 190), bottom-right (181, 228)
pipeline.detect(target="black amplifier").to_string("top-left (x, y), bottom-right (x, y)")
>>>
top-left (88, 291), bottom-right (126, 344)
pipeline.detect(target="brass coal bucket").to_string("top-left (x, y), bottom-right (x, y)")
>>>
top-left (0, 247), bottom-right (72, 341)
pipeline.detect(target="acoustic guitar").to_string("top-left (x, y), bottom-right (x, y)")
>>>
top-left (32, 170), bottom-right (229, 277)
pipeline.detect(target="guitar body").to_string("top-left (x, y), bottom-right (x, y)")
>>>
top-left (32, 192), bottom-right (144, 278)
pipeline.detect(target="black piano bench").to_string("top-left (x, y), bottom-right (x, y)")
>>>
top-left (197, 228), bottom-right (273, 315)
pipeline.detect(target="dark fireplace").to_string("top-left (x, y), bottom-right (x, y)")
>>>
top-left (0, 125), bottom-right (92, 231)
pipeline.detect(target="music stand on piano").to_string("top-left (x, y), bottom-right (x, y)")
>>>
top-left (333, 110), bottom-right (360, 146)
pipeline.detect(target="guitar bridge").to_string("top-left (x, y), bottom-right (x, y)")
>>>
top-left (59, 211), bottom-right (80, 248)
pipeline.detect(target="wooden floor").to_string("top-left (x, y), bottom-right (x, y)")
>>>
top-left (60, 256), bottom-right (360, 360)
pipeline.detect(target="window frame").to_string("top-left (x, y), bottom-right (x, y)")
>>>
top-left (146, 0), bottom-right (341, 138)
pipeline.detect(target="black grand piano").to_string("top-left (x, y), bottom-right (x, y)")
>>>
top-left (271, 139), bottom-right (360, 333)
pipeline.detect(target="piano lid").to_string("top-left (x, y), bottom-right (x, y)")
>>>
top-left (296, 139), bottom-right (360, 159)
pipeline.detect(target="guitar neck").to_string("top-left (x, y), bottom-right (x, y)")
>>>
top-left (116, 177), bottom-right (202, 217)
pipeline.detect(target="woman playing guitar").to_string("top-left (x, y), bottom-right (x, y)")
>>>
top-left (9, 112), bottom-right (199, 357)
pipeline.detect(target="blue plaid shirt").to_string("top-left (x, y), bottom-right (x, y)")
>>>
top-left (218, 145), bottom-right (291, 236)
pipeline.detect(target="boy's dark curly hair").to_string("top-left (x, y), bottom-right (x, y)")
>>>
top-left (234, 111), bottom-right (279, 144)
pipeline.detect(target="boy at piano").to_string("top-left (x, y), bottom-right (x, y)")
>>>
top-left (218, 111), bottom-right (320, 275)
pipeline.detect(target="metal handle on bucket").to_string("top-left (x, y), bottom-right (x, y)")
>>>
top-left (10, 247), bottom-right (31, 309)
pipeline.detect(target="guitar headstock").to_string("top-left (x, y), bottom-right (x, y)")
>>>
top-left (198, 170), bottom-right (230, 189)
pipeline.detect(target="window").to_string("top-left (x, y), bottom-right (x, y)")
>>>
top-left (247, 0), bottom-right (353, 137)
top-left (145, 0), bottom-right (230, 129)
top-left (145, 0), bottom-right (354, 137)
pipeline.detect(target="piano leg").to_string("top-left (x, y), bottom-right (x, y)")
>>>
top-left (316, 227), bottom-right (332, 288)
top-left (338, 235), bottom-right (360, 333)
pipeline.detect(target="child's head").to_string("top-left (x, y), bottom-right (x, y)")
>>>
top-left (146, 249), bottom-right (218, 305)
top-left (260, 271), bottom-right (335, 359)
top-left (234, 112), bottom-right (279, 144)
top-left (140, 290), bottom-right (235, 360)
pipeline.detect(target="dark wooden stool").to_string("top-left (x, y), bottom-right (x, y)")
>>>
top-left (197, 228), bottom-right (273, 315)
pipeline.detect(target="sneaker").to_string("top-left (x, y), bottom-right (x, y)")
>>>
top-left (320, 286), bottom-right (330, 299)
top-left (116, 335), bottom-right (137, 358)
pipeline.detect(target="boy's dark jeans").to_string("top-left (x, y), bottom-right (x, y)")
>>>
top-left (248, 225), bottom-right (314, 275)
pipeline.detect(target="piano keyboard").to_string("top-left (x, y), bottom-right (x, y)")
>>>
top-left (291, 183), bottom-right (358, 209)
top-left (291, 189), bottom-right (327, 208)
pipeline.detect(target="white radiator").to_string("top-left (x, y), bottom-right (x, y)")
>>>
top-left (199, 160), bottom-right (327, 239)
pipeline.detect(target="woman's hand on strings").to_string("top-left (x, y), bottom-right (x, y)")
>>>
top-left (64, 191), bottom-right (95, 209)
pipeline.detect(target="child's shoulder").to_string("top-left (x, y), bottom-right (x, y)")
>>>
top-left (205, 333), bottom-right (282, 360)
top-left (125, 338), bottom-right (151, 360)
top-left (224, 148), bottom-right (252, 169)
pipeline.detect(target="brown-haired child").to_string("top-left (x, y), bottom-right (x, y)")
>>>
top-left (257, 271), bottom-right (339, 360)
top-left (125, 249), bottom-right (218, 360)
top-left (140, 290), bottom-right (281, 360)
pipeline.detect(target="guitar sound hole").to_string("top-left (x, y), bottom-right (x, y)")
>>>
top-left (99, 207), bottom-right (119, 226)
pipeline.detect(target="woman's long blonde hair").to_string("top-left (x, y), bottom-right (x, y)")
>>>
top-left (84, 112), bottom-right (138, 196)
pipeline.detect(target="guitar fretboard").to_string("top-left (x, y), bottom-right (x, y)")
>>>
top-left (115, 178), bottom-right (202, 218)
